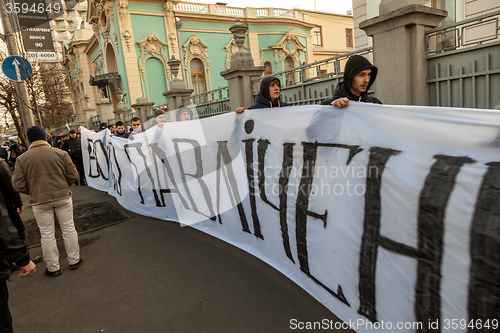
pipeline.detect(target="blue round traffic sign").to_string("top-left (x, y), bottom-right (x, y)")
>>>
top-left (2, 56), bottom-right (33, 82)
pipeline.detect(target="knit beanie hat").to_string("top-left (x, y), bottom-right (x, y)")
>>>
top-left (154, 109), bottom-right (164, 117)
top-left (26, 126), bottom-right (47, 143)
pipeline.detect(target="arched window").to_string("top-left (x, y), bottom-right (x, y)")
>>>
top-left (284, 56), bottom-right (295, 85)
top-left (190, 58), bottom-right (207, 95)
top-left (263, 61), bottom-right (273, 76)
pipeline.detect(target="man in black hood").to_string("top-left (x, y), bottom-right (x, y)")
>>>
top-left (235, 75), bottom-right (290, 113)
top-left (321, 55), bottom-right (382, 108)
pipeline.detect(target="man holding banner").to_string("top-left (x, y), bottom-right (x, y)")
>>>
top-left (321, 55), bottom-right (382, 108)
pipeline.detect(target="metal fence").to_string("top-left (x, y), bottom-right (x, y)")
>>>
top-left (426, 10), bottom-right (500, 109)
top-left (252, 48), bottom-right (374, 105)
top-left (186, 48), bottom-right (374, 118)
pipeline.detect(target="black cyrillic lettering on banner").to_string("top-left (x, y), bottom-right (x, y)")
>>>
top-left (358, 150), bottom-right (474, 327)
top-left (243, 139), bottom-right (263, 239)
top-left (146, 143), bottom-right (172, 207)
top-left (86, 138), bottom-right (100, 178)
top-left (257, 140), bottom-right (278, 210)
top-left (358, 147), bottom-right (401, 322)
top-left (216, 140), bottom-right (249, 231)
top-left (86, 139), bottom-right (109, 180)
top-left (416, 155), bottom-right (473, 330)
top-left (297, 142), bottom-right (362, 306)
top-left (256, 139), bottom-right (295, 261)
top-left (150, 143), bottom-right (189, 208)
top-left (468, 162), bottom-right (500, 332)
top-left (124, 142), bottom-right (146, 204)
top-left (279, 143), bottom-right (295, 263)
top-left (244, 119), bottom-right (255, 134)
top-left (173, 139), bottom-right (216, 220)
top-left (107, 143), bottom-right (122, 195)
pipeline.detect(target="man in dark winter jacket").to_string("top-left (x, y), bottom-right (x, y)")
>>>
top-left (0, 160), bottom-right (36, 332)
top-left (62, 130), bottom-right (86, 186)
top-left (235, 75), bottom-right (291, 113)
top-left (0, 160), bottom-right (25, 242)
top-left (321, 55), bottom-right (382, 108)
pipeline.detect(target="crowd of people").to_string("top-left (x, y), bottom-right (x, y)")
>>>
top-left (0, 57), bottom-right (380, 332)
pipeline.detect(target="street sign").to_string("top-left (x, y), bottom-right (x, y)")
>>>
top-left (26, 51), bottom-right (58, 62)
top-left (1, 56), bottom-right (33, 81)
top-left (15, 0), bottom-right (58, 62)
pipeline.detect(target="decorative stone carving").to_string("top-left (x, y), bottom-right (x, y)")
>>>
top-left (269, 27), bottom-right (306, 67)
top-left (164, 0), bottom-right (174, 12)
top-left (114, 34), bottom-right (119, 53)
top-left (117, 0), bottom-right (129, 43)
top-left (99, 1), bottom-right (113, 38)
top-left (136, 33), bottom-right (171, 89)
top-left (224, 37), bottom-right (248, 69)
top-left (169, 33), bottom-right (177, 54)
top-left (123, 30), bottom-right (132, 52)
top-left (117, 0), bottom-right (128, 11)
top-left (182, 35), bottom-right (211, 73)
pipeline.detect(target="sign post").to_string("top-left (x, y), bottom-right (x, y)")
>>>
top-left (0, 0), bottom-right (35, 135)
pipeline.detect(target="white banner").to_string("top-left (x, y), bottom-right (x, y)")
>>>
top-left (81, 103), bottom-right (500, 332)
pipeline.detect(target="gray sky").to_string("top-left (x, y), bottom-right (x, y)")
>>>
top-left (191, 0), bottom-right (353, 15)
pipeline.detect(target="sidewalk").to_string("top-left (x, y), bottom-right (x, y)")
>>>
top-left (8, 185), bottom-right (353, 333)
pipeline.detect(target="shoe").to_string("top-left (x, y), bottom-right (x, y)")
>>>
top-left (69, 258), bottom-right (83, 270)
top-left (80, 181), bottom-right (86, 186)
top-left (75, 181), bottom-right (79, 186)
top-left (45, 268), bottom-right (61, 277)
top-left (32, 255), bottom-right (42, 264)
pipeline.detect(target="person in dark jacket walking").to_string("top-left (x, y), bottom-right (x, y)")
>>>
top-left (8, 141), bottom-right (21, 171)
top-left (61, 130), bottom-right (86, 186)
top-left (321, 55), bottom-right (382, 108)
top-left (0, 144), bottom-right (8, 165)
top-left (235, 75), bottom-right (291, 113)
top-left (0, 160), bottom-right (36, 332)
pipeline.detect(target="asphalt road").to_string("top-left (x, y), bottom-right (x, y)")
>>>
top-left (7, 185), bottom-right (354, 333)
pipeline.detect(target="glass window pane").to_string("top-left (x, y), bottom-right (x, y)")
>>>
top-left (190, 59), bottom-right (203, 73)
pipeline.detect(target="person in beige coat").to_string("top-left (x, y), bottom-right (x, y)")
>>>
top-left (12, 126), bottom-right (83, 277)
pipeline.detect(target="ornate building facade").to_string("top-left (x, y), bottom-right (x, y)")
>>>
top-left (63, 0), bottom-right (354, 128)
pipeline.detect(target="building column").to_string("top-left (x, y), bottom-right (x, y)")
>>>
top-left (131, 97), bottom-right (155, 122)
top-left (96, 101), bottom-right (114, 125)
top-left (220, 19), bottom-right (264, 111)
top-left (359, 0), bottom-right (446, 106)
top-left (163, 56), bottom-right (194, 110)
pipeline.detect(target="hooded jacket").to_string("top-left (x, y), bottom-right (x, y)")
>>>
top-left (321, 55), bottom-right (382, 105)
top-left (176, 106), bottom-right (193, 121)
top-left (248, 76), bottom-right (291, 109)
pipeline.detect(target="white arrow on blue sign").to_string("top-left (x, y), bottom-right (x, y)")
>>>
top-left (1, 56), bottom-right (33, 82)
